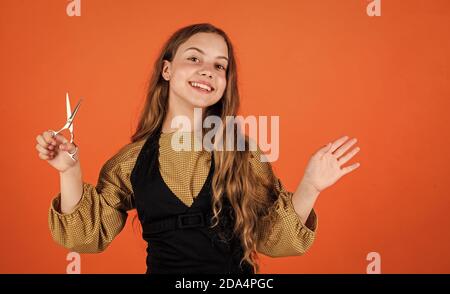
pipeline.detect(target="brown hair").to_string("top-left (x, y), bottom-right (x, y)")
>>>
top-left (130, 23), bottom-right (277, 273)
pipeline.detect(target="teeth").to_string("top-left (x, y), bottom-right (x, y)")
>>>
top-left (190, 82), bottom-right (212, 92)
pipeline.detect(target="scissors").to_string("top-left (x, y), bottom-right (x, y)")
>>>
top-left (49, 92), bottom-right (82, 161)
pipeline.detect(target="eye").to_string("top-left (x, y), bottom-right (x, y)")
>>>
top-left (188, 57), bottom-right (199, 62)
top-left (216, 64), bottom-right (226, 71)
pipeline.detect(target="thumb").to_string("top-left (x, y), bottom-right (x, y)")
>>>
top-left (53, 133), bottom-right (69, 145)
top-left (59, 141), bottom-right (77, 153)
top-left (53, 133), bottom-right (75, 152)
top-left (317, 142), bottom-right (332, 156)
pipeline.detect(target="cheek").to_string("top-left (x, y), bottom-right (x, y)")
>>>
top-left (179, 63), bottom-right (198, 74)
top-left (217, 77), bottom-right (227, 95)
top-left (171, 68), bottom-right (193, 91)
top-left (172, 64), bottom-right (195, 81)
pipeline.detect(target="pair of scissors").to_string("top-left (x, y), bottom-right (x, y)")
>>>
top-left (49, 92), bottom-right (82, 161)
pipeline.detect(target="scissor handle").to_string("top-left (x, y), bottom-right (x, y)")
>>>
top-left (48, 129), bottom-right (78, 162)
top-left (69, 129), bottom-right (75, 144)
top-left (49, 128), bottom-right (64, 137)
top-left (50, 126), bottom-right (73, 141)
top-left (67, 146), bottom-right (78, 162)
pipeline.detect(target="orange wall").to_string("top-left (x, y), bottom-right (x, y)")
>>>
top-left (1, 0), bottom-right (449, 273)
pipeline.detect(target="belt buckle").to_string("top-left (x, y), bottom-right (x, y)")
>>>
top-left (177, 212), bottom-right (205, 229)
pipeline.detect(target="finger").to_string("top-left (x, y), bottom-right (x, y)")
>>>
top-left (43, 131), bottom-right (57, 145)
top-left (59, 141), bottom-right (77, 152)
top-left (38, 152), bottom-right (52, 161)
top-left (338, 146), bottom-right (360, 166)
top-left (53, 133), bottom-right (69, 145)
top-left (341, 162), bottom-right (361, 176)
top-left (329, 135), bottom-right (349, 154)
top-left (36, 134), bottom-right (51, 149)
top-left (316, 142), bottom-right (332, 157)
top-left (37, 143), bottom-right (57, 158)
top-left (333, 138), bottom-right (358, 158)
top-left (36, 143), bottom-right (51, 155)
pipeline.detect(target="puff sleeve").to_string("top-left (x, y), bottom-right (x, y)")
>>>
top-left (48, 141), bottom-right (143, 253)
top-left (251, 148), bottom-right (318, 257)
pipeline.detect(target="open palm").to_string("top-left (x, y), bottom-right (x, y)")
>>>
top-left (303, 135), bottom-right (361, 193)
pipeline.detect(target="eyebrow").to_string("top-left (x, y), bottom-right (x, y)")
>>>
top-left (184, 47), bottom-right (228, 62)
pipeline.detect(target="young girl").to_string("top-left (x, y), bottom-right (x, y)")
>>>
top-left (36, 23), bottom-right (360, 274)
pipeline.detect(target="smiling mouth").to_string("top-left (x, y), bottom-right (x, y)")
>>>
top-left (188, 81), bottom-right (214, 93)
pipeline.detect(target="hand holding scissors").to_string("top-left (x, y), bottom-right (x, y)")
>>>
top-left (49, 92), bottom-right (82, 162)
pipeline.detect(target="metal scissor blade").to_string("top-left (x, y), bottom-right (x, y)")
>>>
top-left (66, 92), bottom-right (74, 133)
top-left (66, 92), bottom-right (72, 121)
top-left (66, 98), bottom-right (82, 131)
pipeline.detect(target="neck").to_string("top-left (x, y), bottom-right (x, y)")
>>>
top-left (162, 93), bottom-right (205, 133)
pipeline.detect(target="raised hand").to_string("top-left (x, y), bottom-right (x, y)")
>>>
top-left (302, 135), bottom-right (361, 193)
top-left (35, 130), bottom-right (79, 173)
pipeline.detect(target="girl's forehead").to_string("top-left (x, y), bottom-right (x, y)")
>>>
top-left (177, 33), bottom-right (228, 58)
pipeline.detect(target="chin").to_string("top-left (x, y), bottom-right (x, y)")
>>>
top-left (185, 95), bottom-right (221, 109)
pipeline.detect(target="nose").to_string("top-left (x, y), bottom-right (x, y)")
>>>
top-left (200, 71), bottom-right (212, 78)
top-left (198, 64), bottom-right (214, 79)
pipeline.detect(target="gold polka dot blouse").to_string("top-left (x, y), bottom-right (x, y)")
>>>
top-left (48, 131), bottom-right (318, 257)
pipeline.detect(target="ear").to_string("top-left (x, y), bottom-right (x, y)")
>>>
top-left (162, 60), bottom-right (171, 81)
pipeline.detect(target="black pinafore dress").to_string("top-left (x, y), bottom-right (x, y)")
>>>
top-left (130, 130), bottom-right (254, 274)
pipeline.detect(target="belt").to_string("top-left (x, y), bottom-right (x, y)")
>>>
top-left (142, 211), bottom-right (212, 235)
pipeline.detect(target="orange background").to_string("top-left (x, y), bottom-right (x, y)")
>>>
top-left (1, 0), bottom-right (449, 273)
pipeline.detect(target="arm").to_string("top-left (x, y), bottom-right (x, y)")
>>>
top-left (291, 177), bottom-right (320, 228)
top-left (248, 146), bottom-right (318, 258)
top-left (59, 161), bottom-right (84, 214)
top-left (257, 177), bottom-right (318, 258)
top-left (257, 134), bottom-right (361, 257)
top-left (48, 144), bottom-right (139, 253)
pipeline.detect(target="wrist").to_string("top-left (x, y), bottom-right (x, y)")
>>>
top-left (298, 177), bottom-right (321, 200)
top-left (60, 161), bottom-right (81, 177)
top-left (292, 179), bottom-right (320, 225)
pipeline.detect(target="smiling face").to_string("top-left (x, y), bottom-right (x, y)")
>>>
top-left (162, 32), bottom-right (229, 109)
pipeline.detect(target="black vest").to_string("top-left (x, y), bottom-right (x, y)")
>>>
top-left (130, 129), bottom-right (254, 274)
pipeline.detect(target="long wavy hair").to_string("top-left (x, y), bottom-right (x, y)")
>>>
top-left (130, 23), bottom-right (278, 273)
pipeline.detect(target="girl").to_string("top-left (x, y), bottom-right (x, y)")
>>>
top-left (36, 23), bottom-right (361, 274)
